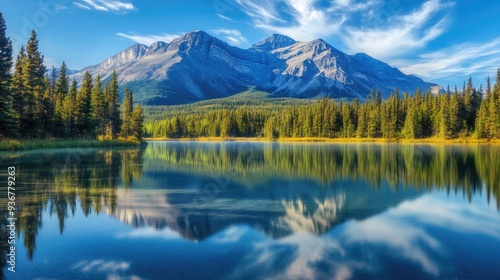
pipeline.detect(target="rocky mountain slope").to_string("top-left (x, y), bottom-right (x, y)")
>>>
top-left (69, 31), bottom-right (438, 105)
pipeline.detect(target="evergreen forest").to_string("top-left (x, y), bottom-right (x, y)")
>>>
top-left (0, 13), bottom-right (144, 141)
top-left (144, 76), bottom-right (500, 140)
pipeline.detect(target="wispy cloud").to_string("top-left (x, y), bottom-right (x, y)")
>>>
top-left (71, 259), bottom-right (144, 280)
top-left (395, 39), bottom-right (500, 80)
top-left (74, 0), bottom-right (135, 13)
top-left (236, 0), bottom-right (362, 41)
top-left (341, 0), bottom-right (454, 59)
top-left (116, 33), bottom-right (180, 45)
top-left (72, 260), bottom-right (130, 273)
top-left (235, 0), bottom-right (466, 80)
top-left (211, 29), bottom-right (247, 46)
top-left (116, 227), bottom-right (182, 240)
top-left (216, 13), bottom-right (234, 22)
top-left (73, 2), bottom-right (92, 10)
top-left (234, 0), bottom-right (378, 42)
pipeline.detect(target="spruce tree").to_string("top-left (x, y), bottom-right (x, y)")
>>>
top-left (476, 100), bottom-right (489, 139)
top-left (0, 12), bottom-right (16, 138)
top-left (490, 70), bottom-right (500, 138)
top-left (64, 79), bottom-right (77, 137)
top-left (23, 30), bottom-right (47, 137)
top-left (54, 62), bottom-right (69, 137)
top-left (131, 105), bottom-right (144, 141)
top-left (40, 75), bottom-right (55, 137)
top-left (105, 70), bottom-right (121, 139)
top-left (439, 87), bottom-right (452, 139)
top-left (91, 74), bottom-right (106, 137)
top-left (120, 87), bottom-right (134, 138)
top-left (11, 46), bottom-right (26, 133)
top-left (75, 71), bottom-right (93, 137)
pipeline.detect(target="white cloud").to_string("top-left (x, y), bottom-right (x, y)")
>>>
top-left (71, 260), bottom-right (144, 280)
top-left (73, 2), bottom-right (91, 10)
top-left (211, 29), bottom-right (247, 46)
top-left (75, 0), bottom-right (135, 13)
top-left (116, 227), bottom-right (182, 240)
top-left (216, 13), bottom-right (234, 22)
top-left (341, 0), bottom-right (454, 59)
top-left (235, 0), bottom-right (476, 79)
top-left (116, 33), bottom-right (180, 46)
top-left (342, 217), bottom-right (441, 275)
top-left (236, 0), bottom-right (357, 41)
top-left (72, 260), bottom-right (130, 273)
top-left (395, 39), bottom-right (500, 80)
top-left (226, 191), bottom-right (499, 279)
top-left (212, 225), bottom-right (248, 243)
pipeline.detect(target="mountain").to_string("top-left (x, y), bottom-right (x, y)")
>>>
top-left (69, 30), bottom-right (438, 105)
top-left (106, 179), bottom-right (421, 241)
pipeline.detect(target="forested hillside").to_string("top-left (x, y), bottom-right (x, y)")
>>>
top-left (144, 76), bottom-right (500, 140)
top-left (0, 13), bottom-right (144, 141)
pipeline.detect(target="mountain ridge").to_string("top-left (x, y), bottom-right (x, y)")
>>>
top-left (69, 30), bottom-right (439, 105)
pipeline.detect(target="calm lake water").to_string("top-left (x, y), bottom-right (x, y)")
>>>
top-left (1, 141), bottom-right (500, 280)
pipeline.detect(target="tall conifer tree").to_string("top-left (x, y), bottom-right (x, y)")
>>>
top-left (0, 12), bottom-right (16, 137)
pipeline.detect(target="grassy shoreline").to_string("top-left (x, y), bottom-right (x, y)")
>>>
top-left (144, 137), bottom-right (500, 144)
top-left (0, 139), bottom-right (143, 151)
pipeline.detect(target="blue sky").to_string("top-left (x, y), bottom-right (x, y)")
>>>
top-left (1, 0), bottom-right (499, 87)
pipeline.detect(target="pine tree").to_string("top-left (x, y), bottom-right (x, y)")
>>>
top-left (11, 46), bottom-right (26, 133)
top-left (131, 105), bottom-right (144, 141)
top-left (64, 79), bottom-right (77, 137)
top-left (105, 71), bottom-right (121, 139)
top-left (91, 74), bottom-right (106, 137)
top-left (120, 87), bottom-right (134, 138)
top-left (22, 30), bottom-right (47, 137)
top-left (40, 75), bottom-right (55, 137)
top-left (367, 90), bottom-right (382, 138)
top-left (449, 87), bottom-right (462, 138)
top-left (54, 62), bottom-right (69, 137)
top-left (490, 69), bottom-right (500, 138)
top-left (439, 87), bottom-right (452, 139)
top-left (402, 103), bottom-right (415, 139)
top-left (356, 105), bottom-right (367, 138)
top-left (476, 99), bottom-right (489, 139)
top-left (0, 12), bottom-right (16, 138)
top-left (75, 71), bottom-right (93, 137)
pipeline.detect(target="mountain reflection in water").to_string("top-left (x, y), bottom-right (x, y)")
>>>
top-left (0, 142), bottom-right (499, 280)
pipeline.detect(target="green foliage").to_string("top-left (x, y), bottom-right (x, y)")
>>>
top-left (0, 12), bottom-right (16, 138)
top-left (144, 75), bottom-right (500, 141)
top-left (75, 71), bottom-right (93, 137)
top-left (91, 74), bottom-right (106, 136)
top-left (105, 70), bottom-right (122, 139)
top-left (131, 105), bottom-right (144, 141)
top-left (120, 87), bottom-right (134, 138)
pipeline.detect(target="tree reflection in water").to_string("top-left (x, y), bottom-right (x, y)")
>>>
top-left (0, 142), bottom-right (499, 278)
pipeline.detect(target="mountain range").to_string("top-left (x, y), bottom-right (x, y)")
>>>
top-left (69, 30), bottom-right (439, 105)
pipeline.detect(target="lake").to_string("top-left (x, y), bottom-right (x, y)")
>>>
top-left (1, 141), bottom-right (499, 280)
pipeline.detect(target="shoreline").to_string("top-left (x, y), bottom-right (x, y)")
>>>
top-left (144, 137), bottom-right (500, 144)
top-left (0, 139), bottom-right (144, 151)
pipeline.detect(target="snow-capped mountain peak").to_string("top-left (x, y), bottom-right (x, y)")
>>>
top-left (251, 34), bottom-right (297, 51)
top-left (69, 31), bottom-right (438, 105)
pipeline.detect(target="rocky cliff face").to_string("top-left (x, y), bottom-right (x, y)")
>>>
top-left (70, 30), bottom-right (438, 105)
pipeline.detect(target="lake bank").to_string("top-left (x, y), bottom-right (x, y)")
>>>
top-left (144, 137), bottom-right (500, 144)
top-left (0, 139), bottom-right (144, 151)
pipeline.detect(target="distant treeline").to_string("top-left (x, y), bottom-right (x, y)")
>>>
top-left (0, 13), bottom-right (143, 140)
top-left (145, 72), bottom-right (500, 140)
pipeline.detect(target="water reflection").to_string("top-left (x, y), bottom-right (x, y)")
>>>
top-left (0, 148), bottom-right (144, 268)
top-left (1, 142), bottom-right (499, 280)
top-left (144, 142), bottom-right (499, 204)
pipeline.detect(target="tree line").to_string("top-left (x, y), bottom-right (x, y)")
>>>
top-left (0, 13), bottom-right (143, 141)
top-left (145, 73), bottom-right (500, 140)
